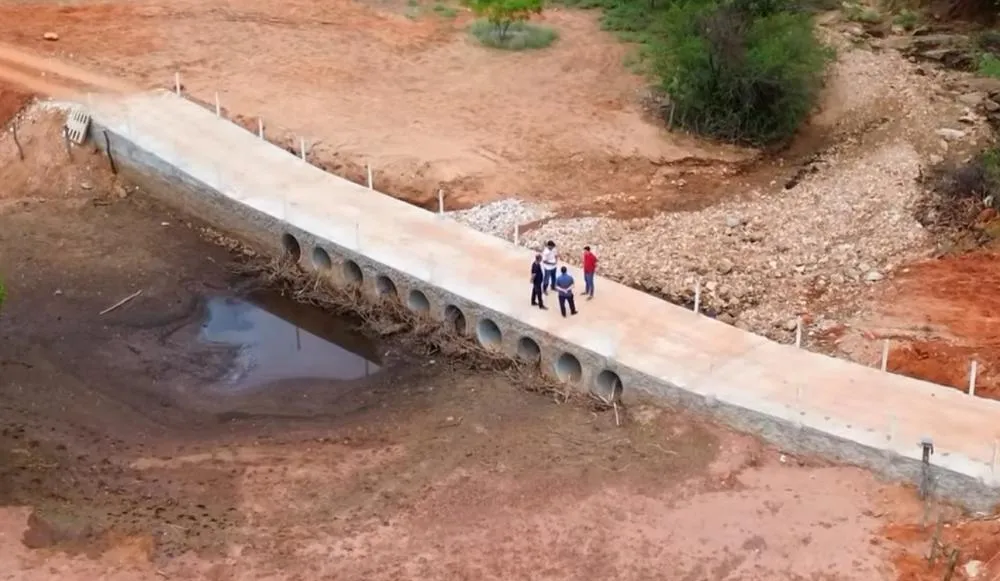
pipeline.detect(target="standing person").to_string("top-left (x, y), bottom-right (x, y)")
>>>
top-left (582, 245), bottom-right (598, 300)
top-left (555, 266), bottom-right (578, 318)
top-left (541, 240), bottom-right (558, 294)
top-left (530, 254), bottom-right (547, 310)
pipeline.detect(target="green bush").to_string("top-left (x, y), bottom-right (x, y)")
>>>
top-left (892, 8), bottom-right (920, 30)
top-left (650, 0), bottom-right (831, 145)
top-left (979, 53), bottom-right (1000, 78)
top-left (469, 19), bottom-right (559, 49)
top-left (464, 0), bottom-right (545, 39)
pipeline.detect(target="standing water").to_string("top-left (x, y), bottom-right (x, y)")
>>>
top-left (200, 293), bottom-right (381, 390)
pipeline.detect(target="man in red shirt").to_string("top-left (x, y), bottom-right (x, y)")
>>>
top-left (582, 245), bottom-right (598, 300)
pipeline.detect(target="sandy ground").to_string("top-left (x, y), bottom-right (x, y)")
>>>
top-left (0, 101), bottom-right (978, 581)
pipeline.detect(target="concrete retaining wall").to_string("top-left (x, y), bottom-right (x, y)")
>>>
top-left (84, 91), bottom-right (1000, 511)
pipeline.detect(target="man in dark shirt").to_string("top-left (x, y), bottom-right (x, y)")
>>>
top-left (530, 254), bottom-right (547, 310)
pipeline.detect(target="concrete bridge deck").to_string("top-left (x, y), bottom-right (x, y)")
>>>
top-left (86, 90), bottom-right (1000, 508)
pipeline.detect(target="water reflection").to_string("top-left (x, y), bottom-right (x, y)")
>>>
top-left (200, 294), bottom-right (380, 389)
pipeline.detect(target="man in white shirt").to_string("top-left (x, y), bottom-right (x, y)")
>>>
top-left (541, 240), bottom-right (558, 294)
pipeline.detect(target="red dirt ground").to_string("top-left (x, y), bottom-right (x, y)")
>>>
top-left (0, 0), bottom-right (752, 217)
top-left (878, 249), bottom-right (1000, 399)
top-left (0, 82), bottom-right (32, 126)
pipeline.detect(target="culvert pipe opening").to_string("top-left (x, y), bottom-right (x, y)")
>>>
top-left (407, 289), bottom-right (431, 313)
top-left (476, 318), bottom-right (502, 349)
top-left (311, 247), bottom-right (332, 270)
top-left (517, 336), bottom-right (541, 362)
top-left (595, 369), bottom-right (623, 402)
top-left (342, 260), bottom-right (363, 285)
top-left (281, 233), bottom-right (301, 261)
top-left (555, 353), bottom-right (583, 384)
top-left (444, 305), bottom-right (467, 334)
top-left (375, 275), bottom-right (398, 298)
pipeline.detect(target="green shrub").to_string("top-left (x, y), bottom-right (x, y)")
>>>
top-left (464, 0), bottom-right (545, 39)
top-left (433, 2), bottom-right (460, 16)
top-left (892, 8), bottom-right (919, 30)
top-left (469, 19), bottom-right (559, 49)
top-left (843, 2), bottom-right (882, 22)
top-left (978, 53), bottom-right (1000, 78)
top-left (650, 0), bottom-right (830, 145)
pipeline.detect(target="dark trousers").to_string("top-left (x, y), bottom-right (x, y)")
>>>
top-left (543, 268), bottom-right (557, 292)
top-left (558, 293), bottom-right (577, 317)
top-left (531, 282), bottom-right (544, 307)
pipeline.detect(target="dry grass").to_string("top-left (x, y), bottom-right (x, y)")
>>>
top-left (229, 255), bottom-right (617, 411)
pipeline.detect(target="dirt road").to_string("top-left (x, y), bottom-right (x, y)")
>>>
top-left (0, 101), bottom-right (943, 581)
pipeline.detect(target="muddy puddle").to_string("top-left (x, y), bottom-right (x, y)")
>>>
top-left (200, 293), bottom-right (381, 390)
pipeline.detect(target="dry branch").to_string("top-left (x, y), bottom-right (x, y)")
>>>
top-left (229, 256), bottom-right (596, 406)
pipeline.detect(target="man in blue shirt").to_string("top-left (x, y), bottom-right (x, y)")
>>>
top-left (554, 266), bottom-right (578, 318)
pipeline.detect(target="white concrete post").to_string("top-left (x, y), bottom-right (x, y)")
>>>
top-left (794, 318), bottom-right (803, 348)
top-left (437, 189), bottom-right (444, 215)
top-left (969, 360), bottom-right (979, 396)
top-left (257, 118), bottom-right (264, 139)
top-left (214, 92), bottom-right (221, 117)
top-left (880, 339), bottom-right (890, 372)
top-left (366, 164), bottom-right (373, 190)
top-left (993, 440), bottom-right (999, 476)
top-left (300, 137), bottom-right (307, 161)
top-left (174, 72), bottom-right (181, 95)
top-left (693, 281), bottom-right (701, 314)
top-left (513, 224), bottom-right (520, 246)
top-left (354, 222), bottom-right (360, 250)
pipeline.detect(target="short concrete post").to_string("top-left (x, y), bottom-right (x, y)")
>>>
top-left (174, 72), bottom-right (181, 95)
top-left (969, 360), bottom-right (978, 397)
top-left (214, 92), bottom-right (221, 117)
top-left (366, 164), bottom-right (373, 190)
top-left (794, 317), bottom-right (803, 348)
top-left (993, 440), bottom-right (999, 476)
top-left (693, 281), bottom-right (701, 314)
top-left (61, 127), bottom-right (73, 161)
top-left (300, 137), bottom-right (307, 161)
top-left (513, 224), bottom-right (520, 246)
top-left (880, 339), bottom-right (890, 372)
top-left (437, 189), bottom-right (444, 215)
top-left (355, 222), bottom-right (361, 250)
top-left (257, 118), bottom-right (264, 139)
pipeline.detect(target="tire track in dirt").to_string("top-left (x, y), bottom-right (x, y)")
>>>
top-left (0, 42), bottom-right (134, 99)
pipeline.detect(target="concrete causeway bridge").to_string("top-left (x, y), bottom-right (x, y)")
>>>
top-left (85, 89), bottom-right (1000, 509)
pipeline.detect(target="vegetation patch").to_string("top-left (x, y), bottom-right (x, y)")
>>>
top-left (919, 147), bottom-right (1000, 245)
top-left (557, 0), bottom-right (831, 145)
top-left (652, 0), bottom-right (831, 145)
top-left (468, 19), bottom-right (559, 48)
top-left (464, 0), bottom-right (558, 50)
top-left (842, 1), bottom-right (882, 23)
top-left (433, 2), bottom-right (460, 16)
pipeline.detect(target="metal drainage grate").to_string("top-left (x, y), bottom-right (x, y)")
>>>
top-left (64, 108), bottom-right (92, 145)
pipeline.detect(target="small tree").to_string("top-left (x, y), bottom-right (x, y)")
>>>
top-left (464, 0), bottom-right (544, 40)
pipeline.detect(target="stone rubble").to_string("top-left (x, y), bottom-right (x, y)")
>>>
top-left (446, 33), bottom-right (994, 343)
top-left (447, 198), bottom-right (552, 239)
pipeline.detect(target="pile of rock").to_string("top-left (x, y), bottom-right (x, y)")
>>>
top-left (447, 199), bottom-right (552, 239)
